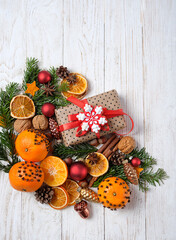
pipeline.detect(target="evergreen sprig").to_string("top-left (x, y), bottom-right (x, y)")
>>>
top-left (53, 143), bottom-right (97, 159)
top-left (22, 59), bottom-right (69, 114)
top-left (93, 164), bottom-right (129, 188)
top-left (93, 147), bottom-right (168, 191)
top-left (0, 129), bottom-right (19, 173)
top-left (22, 57), bottom-right (40, 90)
top-left (0, 82), bottom-right (21, 129)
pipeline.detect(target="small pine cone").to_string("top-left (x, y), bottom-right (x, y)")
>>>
top-left (49, 118), bottom-right (60, 139)
top-left (123, 163), bottom-right (138, 185)
top-left (77, 187), bottom-right (99, 203)
top-left (34, 184), bottom-right (54, 204)
top-left (110, 150), bottom-right (125, 165)
top-left (56, 66), bottom-right (70, 79)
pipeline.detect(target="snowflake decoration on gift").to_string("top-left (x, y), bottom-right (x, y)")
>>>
top-left (76, 104), bottom-right (108, 136)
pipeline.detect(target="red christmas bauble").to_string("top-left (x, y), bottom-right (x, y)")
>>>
top-left (131, 157), bottom-right (141, 167)
top-left (41, 103), bottom-right (55, 117)
top-left (38, 71), bottom-right (51, 84)
top-left (69, 161), bottom-right (88, 181)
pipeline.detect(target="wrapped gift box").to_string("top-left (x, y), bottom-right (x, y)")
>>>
top-left (55, 89), bottom-right (126, 146)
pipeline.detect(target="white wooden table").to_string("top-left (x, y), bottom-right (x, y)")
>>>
top-left (0, 1), bottom-right (175, 239)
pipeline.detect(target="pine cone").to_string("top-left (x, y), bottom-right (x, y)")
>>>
top-left (66, 74), bottom-right (77, 84)
top-left (77, 187), bottom-right (99, 203)
top-left (49, 118), bottom-right (60, 139)
top-left (123, 163), bottom-right (138, 185)
top-left (34, 184), bottom-right (54, 204)
top-left (56, 66), bottom-right (70, 79)
top-left (110, 150), bottom-right (125, 165)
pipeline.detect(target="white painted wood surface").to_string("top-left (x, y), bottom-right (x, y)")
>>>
top-left (0, 0), bottom-right (175, 239)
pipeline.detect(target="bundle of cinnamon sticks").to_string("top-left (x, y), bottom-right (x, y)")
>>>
top-left (88, 134), bottom-right (122, 187)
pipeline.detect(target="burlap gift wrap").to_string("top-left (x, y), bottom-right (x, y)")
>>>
top-left (55, 89), bottom-right (126, 146)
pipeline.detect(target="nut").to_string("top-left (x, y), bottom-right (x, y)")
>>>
top-left (14, 119), bottom-right (32, 133)
top-left (32, 115), bottom-right (48, 130)
top-left (117, 136), bottom-right (135, 154)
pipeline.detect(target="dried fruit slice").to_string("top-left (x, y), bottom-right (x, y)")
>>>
top-left (49, 186), bottom-right (69, 210)
top-left (40, 156), bottom-right (68, 187)
top-left (62, 73), bottom-right (88, 95)
top-left (10, 95), bottom-right (35, 119)
top-left (61, 89), bottom-right (87, 100)
top-left (85, 152), bottom-right (109, 177)
top-left (62, 179), bottom-right (80, 205)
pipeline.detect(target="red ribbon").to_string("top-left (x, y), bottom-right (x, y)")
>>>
top-left (59, 96), bottom-right (134, 137)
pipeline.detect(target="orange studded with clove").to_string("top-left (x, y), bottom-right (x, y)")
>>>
top-left (15, 129), bottom-right (50, 162)
top-left (97, 177), bottom-right (130, 210)
top-left (9, 161), bottom-right (44, 192)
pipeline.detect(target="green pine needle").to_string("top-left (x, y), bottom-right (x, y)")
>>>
top-left (53, 143), bottom-right (97, 159)
top-left (93, 147), bottom-right (168, 191)
top-left (22, 57), bottom-right (40, 90)
top-left (0, 129), bottom-right (20, 173)
top-left (93, 164), bottom-right (129, 188)
top-left (0, 82), bottom-right (21, 129)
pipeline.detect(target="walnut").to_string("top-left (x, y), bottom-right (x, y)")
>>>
top-left (117, 136), bottom-right (136, 154)
top-left (14, 119), bottom-right (32, 133)
top-left (32, 115), bottom-right (48, 130)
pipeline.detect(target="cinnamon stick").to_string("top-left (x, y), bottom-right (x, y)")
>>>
top-left (97, 134), bottom-right (116, 153)
top-left (88, 176), bottom-right (97, 188)
top-left (88, 135), bottom-right (120, 188)
top-left (103, 137), bottom-right (120, 157)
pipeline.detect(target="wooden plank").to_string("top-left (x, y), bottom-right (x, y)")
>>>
top-left (141, 1), bottom-right (176, 239)
top-left (104, 1), bottom-right (146, 239)
top-left (0, 0), bottom-right (26, 239)
top-left (62, 0), bottom-right (105, 239)
top-left (20, 1), bottom-right (63, 239)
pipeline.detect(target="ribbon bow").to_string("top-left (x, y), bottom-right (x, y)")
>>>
top-left (59, 96), bottom-right (134, 138)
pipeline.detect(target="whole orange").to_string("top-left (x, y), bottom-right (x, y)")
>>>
top-left (15, 129), bottom-right (50, 162)
top-left (9, 161), bottom-right (44, 192)
top-left (98, 177), bottom-right (130, 210)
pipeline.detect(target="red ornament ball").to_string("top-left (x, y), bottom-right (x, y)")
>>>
top-left (131, 157), bottom-right (141, 167)
top-left (38, 71), bottom-right (51, 84)
top-left (69, 161), bottom-right (88, 181)
top-left (41, 103), bottom-right (55, 117)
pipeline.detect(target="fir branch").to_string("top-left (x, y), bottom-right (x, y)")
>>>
top-left (48, 67), bottom-right (59, 87)
top-left (93, 164), bottom-right (129, 188)
top-left (0, 129), bottom-right (20, 173)
top-left (127, 147), bottom-right (157, 170)
top-left (22, 57), bottom-right (40, 90)
top-left (0, 82), bottom-right (21, 129)
top-left (32, 89), bottom-right (69, 114)
top-left (93, 147), bottom-right (168, 191)
top-left (139, 168), bottom-right (168, 192)
top-left (53, 143), bottom-right (97, 159)
top-left (58, 82), bottom-right (69, 92)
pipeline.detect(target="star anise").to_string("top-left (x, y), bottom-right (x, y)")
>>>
top-left (66, 74), bottom-right (77, 84)
top-left (88, 152), bottom-right (100, 165)
top-left (41, 83), bottom-right (55, 96)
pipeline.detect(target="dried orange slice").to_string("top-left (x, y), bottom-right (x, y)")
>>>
top-left (10, 95), bottom-right (35, 119)
top-left (62, 179), bottom-right (80, 205)
top-left (62, 73), bottom-right (88, 95)
top-left (61, 89), bottom-right (87, 100)
top-left (40, 156), bottom-right (68, 187)
top-left (49, 186), bottom-right (69, 210)
top-left (85, 153), bottom-right (109, 177)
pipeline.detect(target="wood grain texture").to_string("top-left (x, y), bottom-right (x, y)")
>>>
top-left (0, 0), bottom-right (175, 239)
